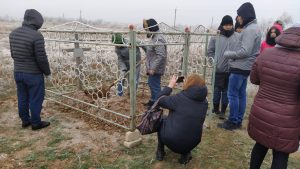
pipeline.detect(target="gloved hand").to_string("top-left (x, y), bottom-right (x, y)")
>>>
top-left (45, 75), bottom-right (52, 82)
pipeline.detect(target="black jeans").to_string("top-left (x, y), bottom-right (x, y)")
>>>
top-left (250, 142), bottom-right (289, 169)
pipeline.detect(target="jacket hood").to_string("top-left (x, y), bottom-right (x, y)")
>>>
top-left (143, 18), bottom-right (159, 32)
top-left (183, 85), bottom-right (207, 102)
top-left (22, 9), bottom-right (44, 30)
top-left (237, 2), bottom-right (256, 27)
top-left (276, 26), bottom-right (300, 49)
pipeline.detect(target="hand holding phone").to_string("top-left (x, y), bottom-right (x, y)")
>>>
top-left (168, 75), bottom-right (177, 88)
top-left (176, 76), bottom-right (184, 83)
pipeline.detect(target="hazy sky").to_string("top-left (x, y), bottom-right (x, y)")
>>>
top-left (0, 0), bottom-right (299, 27)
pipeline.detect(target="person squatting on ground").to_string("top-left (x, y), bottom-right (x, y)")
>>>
top-left (9, 9), bottom-right (51, 130)
top-left (155, 74), bottom-right (208, 164)
top-left (260, 24), bottom-right (282, 53)
top-left (248, 23), bottom-right (300, 169)
top-left (112, 33), bottom-right (142, 96)
top-left (143, 18), bottom-right (167, 109)
top-left (207, 15), bottom-right (240, 119)
top-left (217, 2), bottom-right (262, 130)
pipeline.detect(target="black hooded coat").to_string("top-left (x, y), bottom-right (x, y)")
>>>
top-left (9, 9), bottom-right (51, 75)
top-left (157, 86), bottom-right (208, 154)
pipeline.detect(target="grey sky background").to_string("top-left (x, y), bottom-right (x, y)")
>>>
top-left (0, 0), bottom-right (299, 27)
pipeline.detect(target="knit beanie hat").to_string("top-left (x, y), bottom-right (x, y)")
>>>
top-left (112, 33), bottom-right (123, 44)
top-left (220, 15), bottom-right (233, 26)
top-left (143, 18), bottom-right (159, 32)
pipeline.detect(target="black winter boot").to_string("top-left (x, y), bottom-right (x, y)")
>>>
top-left (156, 143), bottom-right (166, 161)
top-left (178, 152), bottom-right (192, 164)
top-left (32, 121), bottom-right (50, 130)
top-left (219, 104), bottom-right (228, 119)
top-left (212, 103), bottom-right (220, 114)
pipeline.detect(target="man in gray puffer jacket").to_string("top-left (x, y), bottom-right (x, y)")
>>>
top-left (218, 2), bottom-right (261, 130)
top-left (9, 9), bottom-right (51, 130)
top-left (143, 18), bottom-right (167, 108)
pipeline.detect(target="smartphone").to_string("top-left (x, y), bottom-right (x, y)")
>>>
top-left (176, 76), bottom-right (184, 83)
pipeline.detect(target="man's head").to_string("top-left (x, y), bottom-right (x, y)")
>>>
top-left (237, 2), bottom-right (256, 27)
top-left (221, 15), bottom-right (233, 31)
top-left (112, 33), bottom-right (124, 44)
top-left (22, 9), bottom-right (44, 30)
top-left (143, 18), bottom-right (159, 38)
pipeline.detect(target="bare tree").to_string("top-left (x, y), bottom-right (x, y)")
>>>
top-left (259, 18), bottom-right (273, 38)
top-left (278, 12), bottom-right (293, 28)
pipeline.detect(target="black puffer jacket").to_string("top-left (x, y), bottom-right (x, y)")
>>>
top-left (9, 9), bottom-right (51, 75)
top-left (157, 86), bottom-right (208, 154)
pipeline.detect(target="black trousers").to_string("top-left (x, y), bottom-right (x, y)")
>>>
top-left (250, 142), bottom-right (289, 169)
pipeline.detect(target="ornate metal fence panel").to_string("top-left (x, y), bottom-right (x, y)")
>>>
top-left (1, 21), bottom-right (218, 130)
top-left (0, 31), bottom-right (14, 90)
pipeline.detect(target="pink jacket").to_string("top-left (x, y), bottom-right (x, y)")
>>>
top-left (260, 24), bottom-right (283, 53)
top-left (260, 41), bottom-right (273, 53)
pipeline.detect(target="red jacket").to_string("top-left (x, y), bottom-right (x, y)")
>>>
top-left (248, 26), bottom-right (300, 153)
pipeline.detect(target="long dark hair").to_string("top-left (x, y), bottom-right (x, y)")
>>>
top-left (266, 26), bottom-right (281, 46)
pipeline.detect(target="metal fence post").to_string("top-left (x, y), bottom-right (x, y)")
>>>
top-left (209, 32), bottom-right (220, 113)
top-left (128, 25), bottom-right (137, 131)
top-left (206, 32), bottom-right (220, 128)
top-left (203, 33), bottom-right (209, 80)
top-left (74, 33), bottom-right (83, 90)
top-left (182, 27), bottom-right (191, 76)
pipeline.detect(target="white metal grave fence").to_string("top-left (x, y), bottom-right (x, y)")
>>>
top-left (0, 22), bottom-right (219, 130)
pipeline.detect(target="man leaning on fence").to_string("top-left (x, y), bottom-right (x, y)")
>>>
top-left (9, 9), bottom-right (51, 130)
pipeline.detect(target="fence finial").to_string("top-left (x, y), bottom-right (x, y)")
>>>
top-left (129, 24), bottom-right (135, 30)
top-left (185, 27), bottom-right (190, 33)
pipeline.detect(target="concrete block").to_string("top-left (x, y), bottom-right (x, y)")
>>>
top-left (123, 138), bottom-right (142, 148)
top-left (125, 129), bottom-right (141, 142)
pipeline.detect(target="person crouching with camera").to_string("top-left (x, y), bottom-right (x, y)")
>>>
top-left (155, 74), bottom-right (208, 164)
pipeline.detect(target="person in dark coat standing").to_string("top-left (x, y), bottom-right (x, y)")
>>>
top-left (207, 15), bottom-right (240, 119)
top-left (155, 74), bottom-right (208, 164)
top-left (9, 9), bottom-right (51, 130)
top-left (248, 24), bottom-right (300, 169)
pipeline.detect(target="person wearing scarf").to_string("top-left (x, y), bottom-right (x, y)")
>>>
top-left (207, 15), bottom-right (240, 119)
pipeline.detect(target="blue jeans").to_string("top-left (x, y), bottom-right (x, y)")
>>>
top-left (227, 73), bottom-right (248, 124)
top-left (148, 74), bottom-right (162, 102)
top-left (117, 66), bottom-right (141, 96)
top-left (14, 72), bottom-right (45, 125)
top-left (213, 86), bottom-right (228, 105)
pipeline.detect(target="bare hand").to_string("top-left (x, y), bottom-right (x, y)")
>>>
top-left (168, 75), bottom-right (177, 88)
top-left (148, 69), bottom-right (155, 75)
